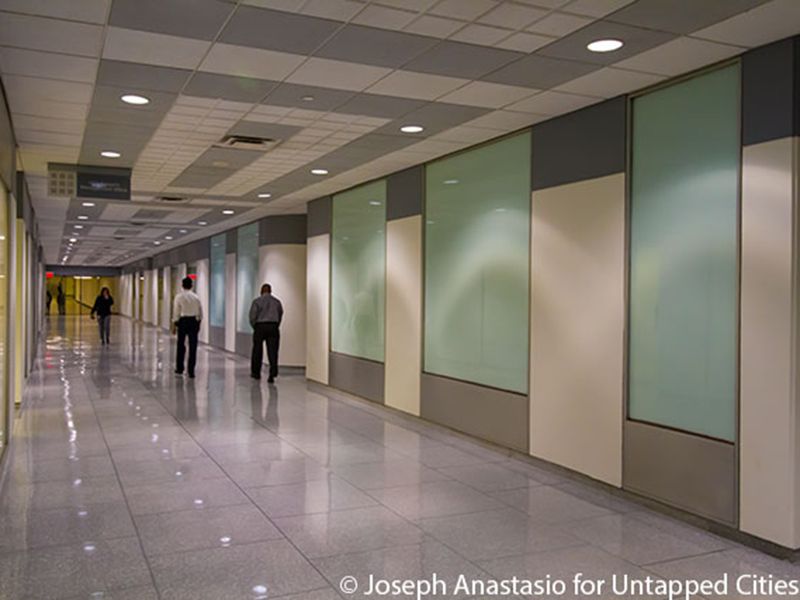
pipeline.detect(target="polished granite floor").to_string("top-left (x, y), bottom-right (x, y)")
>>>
top-left (0, 316), bottom-right (797, 599)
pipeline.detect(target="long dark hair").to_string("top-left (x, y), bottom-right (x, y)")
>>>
top-left (100, 287), bottom-right (111, 298)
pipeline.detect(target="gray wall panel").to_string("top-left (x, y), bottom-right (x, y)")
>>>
top-left (225, 229), bottom-right (237, 254)
top-left (387, 166), bottom-right (423, 221)
top-left (532, 97), bottom-right (626, 190)
top-left (209, 325), bottom-right (225, 349)
top-left (742, 36), bottom-right (799, 146)
top-left (420, 374), bottom-right (528, 451)
top-left (259, 214), bottom-right (307, 245)
top-left (329, 352), bottom-right (385, 403)
top-left (307, 196), bottom-right (332, 237)
top-left (624, 420), bottom-right (737, 525)
top-left (235, 331), bottom-right (251, 357)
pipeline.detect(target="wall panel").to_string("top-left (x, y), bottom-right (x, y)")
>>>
top-left (306, 234), bottom-right (329, 384)
top-left (385, 215), bottom-right (422, 416)
top-left (530, 174), bottom-right (625, 485)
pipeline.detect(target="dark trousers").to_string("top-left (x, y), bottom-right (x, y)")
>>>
top-left (251, 322), bottom-right (280, 378)
top-left (176, 317), bottom-right (200, 375)
top-left (97, 315), bottom-right (111, 343)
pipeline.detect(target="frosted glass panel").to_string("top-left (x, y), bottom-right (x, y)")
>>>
top-left (210, 234), bottom-right (225, 327)
top-left (237, 223), bottom-right (259, 333)
top-left (331, 180), bottom-right (386, 361)
top-left (629, 65), bottom-right (739, 442)
top-left (424, 132), bottom-right (531, 394)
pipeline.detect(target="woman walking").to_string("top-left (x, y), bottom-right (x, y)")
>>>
top-left (90, 287), bottom-right (114, 345)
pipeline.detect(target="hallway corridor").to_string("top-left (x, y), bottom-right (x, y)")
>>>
top-left (0, 317), bottom-right (797, 599)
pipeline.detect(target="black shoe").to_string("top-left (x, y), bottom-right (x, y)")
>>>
top-left (251, 373), bottom-right (261, 379)
top-left (174, 370), bottom-right (183, 376)
top-left (188, 373), bottom-right (195, 379)
top-left (267, 376), bottom-right (274, 383)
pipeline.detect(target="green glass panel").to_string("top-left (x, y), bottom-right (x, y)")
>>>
top-left (236, 223), bottom-right (259, 333)
top-left (210, 234), bottom-right (225, 327)
top-left (629, 65), bottom-right (739, 442)
top-left (331, 179), bottom-right (386, 361)
top-left (424, 132), bottom-right (531, 394)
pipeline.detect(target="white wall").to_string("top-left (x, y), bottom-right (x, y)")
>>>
top-left (224, 253), bottom-right (236, 352)
top-left (161, 266), bottom-right (171, 329)
top-left (740, 137), bottom-right (800, 549)
top-left (195, 258), bottom-right (209, 343)
top-left (530, 174), bottom-right (625, 486)
top-left (258, 244), bottom-right (306, 367)
top-left (384, 215), bottom-right (422, 416)
top-left (306, 234), bottom-right (329, 384)
top-left (145, 269), bottom-right (158, 325)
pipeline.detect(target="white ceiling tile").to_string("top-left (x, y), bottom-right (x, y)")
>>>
top-left (439, 80), bottom-right (537, 108)
top-left (375, 0), bottom-right (437, 10)
top-left (495, 31), bottom-right (556, 52)
top-left (526, 11), bottom-right (593, 36)
top-left (239, 0), bottom-right (305, 11)
top-left (301, 0), bottom-right (365, 21)
top-left (0, 0), bottom-right (110, 24)
top-left (15, 129), bottom-right (82, 147)
top-left (505, 89), bottom-right (599, 114)
top-left (691, 0), bottom-right (800, 48)
top-left (0, 48), bottom-right (98, 83)
top-left (0, 12), bottom-right (104, 57)
top-left (103, 27), bottom-right (211, 69)
top-left (101, 203), bottom-right (142, 221)
top-left (352, 4), bottom-right (417, 30)
top-left (479, 2), bottom-right (548, 28)
top-left (430, 0), bottom-right (499, 21)
top-left (10, 115), bottom-right (86, 135)
top-left (404, 14), bottom-right (464, 37)
top-left (514, 0), bottom-right (571, 7)
top-left (367, 70), bottom-right (469, 100)
top-left (615, 37), bottom-right (742, 76)
top-left (4, 75), bottom-right (94, 105)
top-left (200, 43), bottom-right (304, 81)
top-left (451, 24), bottom-right (513, 45)
top-left (465, 109), bottom-right (542, 130)
top-left (556, 67), bottom-right (664, 98)
top-left (286, 57), bottom-right (391, 91)
top-left (563, 0), bottom-right (635, 17)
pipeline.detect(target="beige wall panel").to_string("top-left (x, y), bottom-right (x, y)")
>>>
top-left (306, 233), bottom-right (329, 384)
top-left (530, 173), bottom-right (625, 486)
top-left (740, 137), bottom-right (800, 549)
top-left (224, 254), bottom-right (236, 352)
top-left (161, 266), bottom-right (172, 329)
top-left (196, 258), bottom-right (209, 343)
top-left (259, 244), bottom-right (306, 367)
top-left (385, 215), bottom-right (422, 416)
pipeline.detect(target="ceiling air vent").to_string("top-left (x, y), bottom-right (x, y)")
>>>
top-left (157, 195), bottom-right (189, 204)
top-left (214, 135), bottom-right (280, 152)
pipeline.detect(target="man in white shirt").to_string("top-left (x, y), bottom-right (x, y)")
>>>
top-left (172, 276), bottom-right (203, 378)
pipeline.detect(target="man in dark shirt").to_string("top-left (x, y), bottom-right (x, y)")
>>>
top-left (90, 287), bottom-right (114, 345)
top-left (249, 283), bottom-right (283, 382)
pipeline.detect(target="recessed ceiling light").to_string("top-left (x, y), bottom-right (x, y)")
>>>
top-left (258, 193), bottom-right (272, 198)
top-left (369, 200), bottom-right (381, 206)
top-left (154, 241), bottom-right (161, 246)
top-left (301, 95), bottom-right (315, 102)
top-left (311, 168), bottom-right (328, 176)
top-left (198, 221), bottom-right (208, 226)
top-left (74, 224), bottom-right (84, 229)
top-left (81, 201), bottom-right (95, 207)
top-left (587, 38), bottom-right (623, 53)
top-left (69, 238), bottom-right (77, 243)
top-left (400, 125), bottom-right (424, 134)
top-left (121, 94), bottom-right (150, 105)
top-left (179, 229), bottom-right (187, 233)
top-left (77, 215), bottom-right (89, 220)
top-left (100, 150), bottom-right (121, 158)
top-left (222, 209), bottom-right (234, 215)
top-left (165, 236), bottom-right (173, 240)
top-left (443, 179), bottom-right (459, 185)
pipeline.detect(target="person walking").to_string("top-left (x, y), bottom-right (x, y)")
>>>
top-left (46, 289), bottom-right (53, 315)
top-left (57, 284), bottom-right (66, 315)
top-left (249, 283), bottom-right (283, 383)
top-left (90, 287), bottom-right (114, 345)
top-left (172, 276), bottom-right (203, 379)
